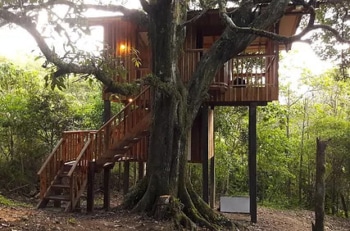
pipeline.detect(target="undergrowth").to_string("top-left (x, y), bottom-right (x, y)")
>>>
top-left (0, 194), bottom-right (29, 207)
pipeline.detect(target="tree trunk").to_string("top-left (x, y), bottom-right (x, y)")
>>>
top-left (313, 138), bottom-right (328, 231)
top-left (299, 98), bottom-right (308, 205)
top-left (124, 0), bottom-right (292, 229)
top-left (340, 193), bottom-right (348, 218)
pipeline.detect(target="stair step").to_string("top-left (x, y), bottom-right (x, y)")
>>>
top-left (51, 184), bottom-right (70, 189)
top-left (45, 195), bottom-right (70, 201)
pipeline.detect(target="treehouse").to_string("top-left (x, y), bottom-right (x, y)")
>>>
top-left (37, 4), bottom-right (306, 222)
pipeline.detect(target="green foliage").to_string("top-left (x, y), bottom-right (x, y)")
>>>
top-left (0, 194), bottom-right (27, 207)
top-left (214, 107), bottom-right (249, 196)
top-left (0, 61), bottom-right (115, 192)
top-left (311, 2), bottom-right (350, 80)
top-left (212, 67), bottom-right (350, 211)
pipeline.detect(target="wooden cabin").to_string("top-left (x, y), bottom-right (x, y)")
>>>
top-left (37, 5), bottom-right (306, 218)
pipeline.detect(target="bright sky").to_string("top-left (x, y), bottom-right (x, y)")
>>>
top-left (0, 0), bottom-right (140, 62)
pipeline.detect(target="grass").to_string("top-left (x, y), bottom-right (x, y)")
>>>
top-left (0, 194), bottom-right (30, 207)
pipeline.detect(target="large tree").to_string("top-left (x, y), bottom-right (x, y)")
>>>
top-left (1, 0), bottom-right (349, 229)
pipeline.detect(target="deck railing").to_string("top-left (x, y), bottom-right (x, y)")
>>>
top-left (110, 48), bottom-right (278, 103)
top-left (180, 49), bottom-right (276, 87)
top-left (37, 131), bottom-right (93, 199)
top-left (179, 49), bottom-right (278, 102)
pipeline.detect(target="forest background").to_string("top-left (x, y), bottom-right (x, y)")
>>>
top-left (0, 0), bottom-right (350, 220)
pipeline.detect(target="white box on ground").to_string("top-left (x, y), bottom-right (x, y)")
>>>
top-left (220, 196), bottom-right (250, 213)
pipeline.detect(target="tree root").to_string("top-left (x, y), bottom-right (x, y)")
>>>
top-left (121, 177), bottom-right (148, 210)
top-left (122, 178), bottom-right (242, 230)
top-left (187, 183), bottom-right (233, 228)
top-left (179, 185), bottom-right (228, 231)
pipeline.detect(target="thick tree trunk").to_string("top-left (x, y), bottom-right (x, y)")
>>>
top-left (131, 1), bottom-right (188, 212)
top-left (124, 0), bottom-right (292, 229)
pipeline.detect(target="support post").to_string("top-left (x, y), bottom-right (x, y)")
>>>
top-left (209, 156), bottom-right (216, 208)
top-left (87, 161), bottom-right (96, 213)
top-left (123, 161), bottom-right (130, 195)
top-left (53, 191), bottom-right (61, 208)
top-left (103, 100), bottom-right (111, 123)
top-left (103, 162), bottom-right (114, 211)
top-left (249, 103), bottom-right (257, 223)
top-left (138, 162), bottom-right (145, 180)
top-left (201, 106), bottom-right (209, 203)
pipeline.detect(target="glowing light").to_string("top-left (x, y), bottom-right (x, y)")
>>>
top-left (120, 43), bottom-right (126, 51)
top-left (128, 98), bottom-right (133, 103)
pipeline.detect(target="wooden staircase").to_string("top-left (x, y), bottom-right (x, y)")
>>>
top-left (37, 87), bottom-right (151, 211)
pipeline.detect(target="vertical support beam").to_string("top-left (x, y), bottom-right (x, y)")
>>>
top-left (209, 156), bottom-right (216, 208)
top-left (249, 103), bottom-right (257, 223)
top-left (118, 162), bottom-right (121, 191)
top-left (134, 162), bottom-right (137, 185)
top-left (103, 163), bottom-right (114, 211)
top-left (138, 162), bottom-right (145, 180)
top-left (53, 191), bottom-right (61, 208)
top-left (103, 100), bottom-right (112, 150)
top-left (87, 161), bottom-right (96, 213)
top-left (103, 100), bottom-right (111, 123)
top-left (201, 106), bottom-right (209, 203)
top-left (123, 161), bottom-right (130, 195)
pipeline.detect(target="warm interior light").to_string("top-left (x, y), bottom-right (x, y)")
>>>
top-left (120, 44), bottom-right (126, 51)
top-left (128, 98), bottom-right (133, 103)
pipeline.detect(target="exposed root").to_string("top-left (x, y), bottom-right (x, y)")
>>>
top-left (121, 177), bottom-right (148, 210)
top-left (187, 183), bottom-right (233, 228)
top-left (179, 184), bottom-right (222, 230)
top-left (122, 178), bottom-right (242, 230)
top-left (166, 196), bottom-right (197, 230)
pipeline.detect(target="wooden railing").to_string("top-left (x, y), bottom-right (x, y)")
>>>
top-left (61, 87), bottom-right (151, 210)
top-left (67, 138), bottom-right (93, 211)
top-left (179, 49), bottom-right (278, 102)
top-left (37, 131), bottom-right (93, 199)
top-left (180, 49), bottom-right (277, 87)
top-left (93, 86), bottom-right (151, 162)
top-left (38, 87), bottom-right (152, 210)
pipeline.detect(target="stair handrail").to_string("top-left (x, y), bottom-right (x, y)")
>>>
top-left (37, 131), bottom-right (93, 200)
top-left (37, 138), bottom-right (64, 199)
top-left (92, 86), bottom-right (151, 161)
top-left (37, 138), bottom-right (64, 176)
top-left (66, 138), bottom-right (93, 211)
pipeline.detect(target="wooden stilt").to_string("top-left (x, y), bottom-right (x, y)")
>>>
top-left (123, 161), bottom-right (130, 195)
top-left (133, 162), bottom-right (137, 185)
top-left (249, 103), bottom-right (257, 223)
top-left (87, 161), bottom-right (96, 213)
top-left (138, 162), bottom-right (145, 180)
top-left (118, 162), bottom-right (121, 191)
top-left (209, 156), bottom-right (216, 208)
top-left (103, 100), bottom-right (111, 123)
top-left (53, 189), bottom-right (61, 208)
top-left (103, 162), bottom-right (114, 211)
top-left (201, 106), bottom-right (209, 203)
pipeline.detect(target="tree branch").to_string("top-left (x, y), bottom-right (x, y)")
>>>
top-left (220, 4), bottom-right (350, 45)
top-left (140, 0), bottom-right (151, 13)
top-left (181, 9), bottom-right (208, 27)
top-left (0, 8), bottom-right (138, 95)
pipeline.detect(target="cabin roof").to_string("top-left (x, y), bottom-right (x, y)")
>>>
top-left (88, 4), bottom-right (307, 52)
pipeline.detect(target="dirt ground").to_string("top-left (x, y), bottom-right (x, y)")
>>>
top-left (1, 195), bottom-right (350, 231)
